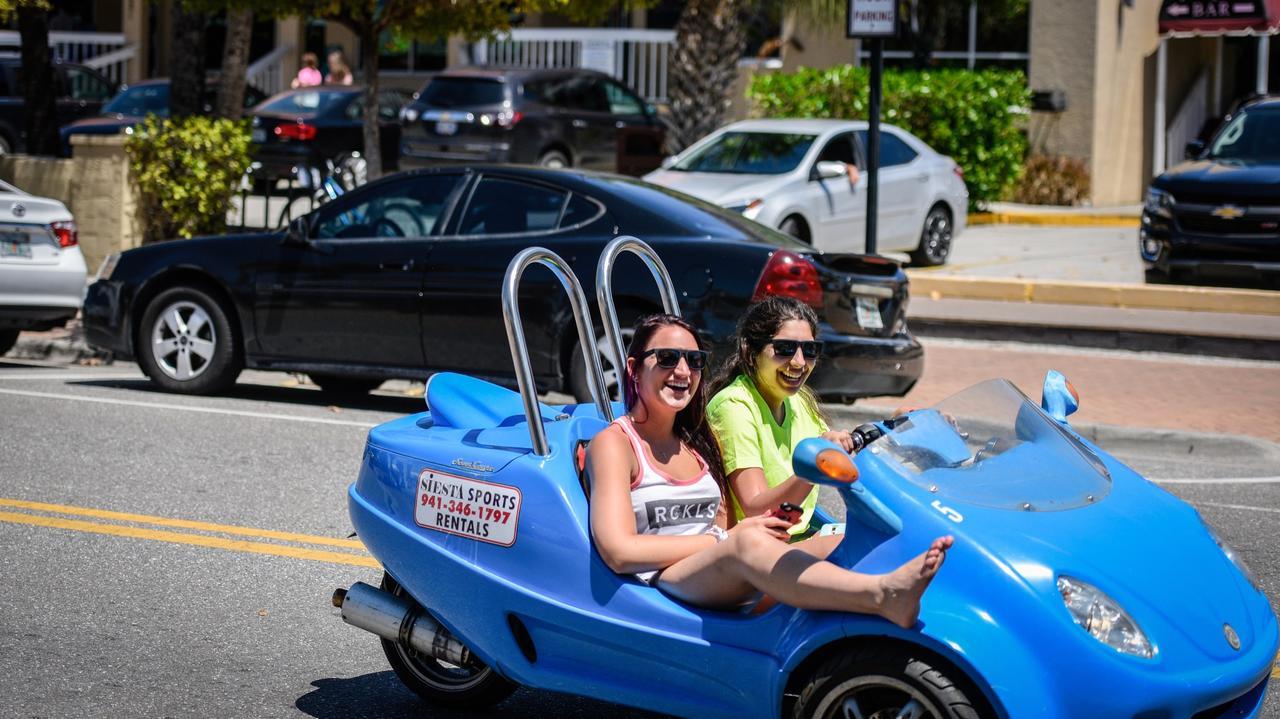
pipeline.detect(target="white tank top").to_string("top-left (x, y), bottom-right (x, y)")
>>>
top-left (612, 416), bottom-right (721, 583)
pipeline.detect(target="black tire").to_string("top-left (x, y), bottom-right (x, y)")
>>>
top-left (137, 285), bottom-right (241, 395)
top-left (308, 374), bottom-right (383, 396)
top-left (379, 573), bottom-right (517, 709)
top-left (780, 215), bottom-right (810, 243)
top-left (793, 646), bottom-right (984, 719)
top-left (1144, 267), bottom-right (1174, 284)
top-left (0, 133), bottom-right (12, 155)
top-left (537, 148), bottom-right (570, 169)
top-left (0, 329), bottom-right (18, 356)
top-left (910, 205), bottom-right (954, 266)
top-left (568, 324), bottom-right (635, 405)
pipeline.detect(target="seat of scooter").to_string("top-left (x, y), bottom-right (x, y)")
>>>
top-left (425, 372), bottom-right (562, 429)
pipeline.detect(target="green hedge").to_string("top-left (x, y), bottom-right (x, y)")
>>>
top-left (125, 115), bottom-right (254, 243)
top-left (747, 66), bottom-right (1030, 208)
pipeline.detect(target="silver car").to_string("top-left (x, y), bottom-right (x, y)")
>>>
top-left (0, 180), bottom-right (85, 356)
top-left (645, 118), bottom-right (968, 265)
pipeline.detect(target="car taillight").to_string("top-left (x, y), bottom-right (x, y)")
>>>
top-left (50, 220), bottom-right (77, 248)
top-left (952, 163), bottom-right (964, 180)
top-left (500, 110), bottom-right (523, 128)
top-left (753, 250), bottom-right (824, 309)
top-left (275, 122), bottom-right (317, 141)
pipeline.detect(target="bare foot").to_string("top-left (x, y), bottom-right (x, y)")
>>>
top-left (877, 535), bottom-right (954, 628)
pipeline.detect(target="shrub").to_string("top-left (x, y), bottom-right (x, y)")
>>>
top-left (747, 66), bottom-right (1030, 209)
top-left (125, 115), bottom-right (254, 243)
top-left (1008, 154), bottom-right (1090, 206)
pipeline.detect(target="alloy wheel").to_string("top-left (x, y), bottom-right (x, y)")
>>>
top-left (596, 327), bottom-right (635, 401)
top-left (150, 300), bottom-right (218, 381)
top-left (918, 210), bottom-right (952, 265)
top-left (824, 675), bottom-right (942, 719)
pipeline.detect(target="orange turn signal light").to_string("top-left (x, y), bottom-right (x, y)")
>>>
top-left (1066, 380), bottom-right (1080, 404)
top-left (815, 449), bottom-right (858, 483)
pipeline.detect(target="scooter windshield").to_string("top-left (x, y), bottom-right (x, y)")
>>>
top-left (866, 379), bottom-right (1111, 511)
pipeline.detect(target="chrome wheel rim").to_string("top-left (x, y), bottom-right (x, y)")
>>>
top-left (921, 211), bottom-right (952, 262)
top-left (150, 301), bottom-right (217, 381)
top-left (595, 327), bottom-right (635, 401)
top-left (540, 154), bottom-right (567, 169)
top-left (819, 675), bottom-right (942, 719)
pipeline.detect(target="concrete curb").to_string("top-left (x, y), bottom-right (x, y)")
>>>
top-left (7, 321), bottom-right (108, 365)
top-left (968, 212), bottom-right (1139, 228)
top-left (907, 274), bottom-right (1280, 316)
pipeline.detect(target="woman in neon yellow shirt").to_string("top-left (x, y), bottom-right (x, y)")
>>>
top-left (706, 296), bottom-right (857, 534)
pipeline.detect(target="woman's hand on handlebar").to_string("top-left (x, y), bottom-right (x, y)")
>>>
top-left (822, 429), bottom-right (857, 453)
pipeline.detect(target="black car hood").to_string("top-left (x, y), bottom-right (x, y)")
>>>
top-left (1154, 159), bottom-right (1280, 202)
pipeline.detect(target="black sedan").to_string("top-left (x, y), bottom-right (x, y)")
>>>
top-left (1141, 95), bottom-right (1280, 286)
top-left (249, 86), bottom-right (411, 182)
top-left (83, 166), bottom-right (922, 403)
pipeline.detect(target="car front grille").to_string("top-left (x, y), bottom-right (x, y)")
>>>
top-left (1174, 204), bottom-right (1280, 238)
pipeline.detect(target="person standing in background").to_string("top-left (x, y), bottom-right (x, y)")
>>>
top-left (291, 53), bottom-right (322, 88)
top-left (325, 49), bottom-right (354, 86)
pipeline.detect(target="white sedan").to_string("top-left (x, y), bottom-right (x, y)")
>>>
top-left (644, 118), bottom-right (968, 265)
top-left (0, 179), bottom-right (85, 356)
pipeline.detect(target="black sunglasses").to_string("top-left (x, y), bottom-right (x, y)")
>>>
top-left (767, 339), bottom-right (824, 360)
top-left (641, 348), bottom-right (709, 370)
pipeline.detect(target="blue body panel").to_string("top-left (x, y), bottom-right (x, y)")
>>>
top-left (347, 373), bottom-right (1277, 718)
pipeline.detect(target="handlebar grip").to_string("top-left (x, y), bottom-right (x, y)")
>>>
top-left (850, 423), bottom-right (884, 453)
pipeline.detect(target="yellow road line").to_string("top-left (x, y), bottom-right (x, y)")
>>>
top-left (0, 497), bottom-right (364, 549)
top-left (0, 510), bottom-right (379, 568)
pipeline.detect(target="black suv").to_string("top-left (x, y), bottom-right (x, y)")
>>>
top-left (1141, 95), bottom-right (1280, 285)
top-left (398, 68), bottom-right (665, 176)
top-left (0, 58), bottom-right (116, 154)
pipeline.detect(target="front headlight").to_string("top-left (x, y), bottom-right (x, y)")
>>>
top-left (400, 106), bottom-right (420, 123)
top-left (1144, 187), bottom-right (1175, 213)
top-left (1203, 522), bottom-right (1263, 594)
top-left (95, 252), bottom-right (120, 282)
top-left (724, 198), bottom-right (764, 220)
top-left (1058, 576), bottom-right (1154, 658)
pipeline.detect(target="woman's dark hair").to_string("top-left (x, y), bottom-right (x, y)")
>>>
top-left (623, 314), bottom-right (725, 489)
top-left (706, 296), bottom-right (826, 421)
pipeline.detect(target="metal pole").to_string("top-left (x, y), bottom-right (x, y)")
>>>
top-left (1258, 35), bottom-right (1271, 95)
top-left (967, 1), bottom-right (977, 70)
top-left (866, 38), bottom-right (882, 256)
top-left (1154, 38), bottom-right (1167, 178)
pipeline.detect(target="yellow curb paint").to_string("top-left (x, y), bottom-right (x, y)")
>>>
top-left (968, 212), bottom-right (1139, 228)
top-left (0, 497), bottom-right (365, 549)
top-left (0, 510), bottom-right (380, 568)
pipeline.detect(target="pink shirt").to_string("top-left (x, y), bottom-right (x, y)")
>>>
top-left (294, 67), bottom-right (321, 87)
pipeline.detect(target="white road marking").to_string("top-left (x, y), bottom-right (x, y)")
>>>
top-left (0, 373), bottom-right (142, 381)
top-left (1153, 477), bottom-right (1280, 485)
top-left (0, 387), bottom-right (379, 428)
top-left (1195, 502), bottom-right (1280, 515)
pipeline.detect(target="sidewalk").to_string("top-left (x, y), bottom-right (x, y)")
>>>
top-left (969, 202), bottom-right (1141, 227)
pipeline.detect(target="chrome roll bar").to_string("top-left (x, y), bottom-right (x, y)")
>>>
top-left (502, 247), bottom-right (612, 456)
top-left (595, 236), bottom-right (682, 378)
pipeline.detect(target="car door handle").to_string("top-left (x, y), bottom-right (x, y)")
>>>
top-left (572, 119), bottom-right (587, 129)
top-left (916, 173), bottom-right (929, 182)
top-left (379, 259), bottom-right (416, 271)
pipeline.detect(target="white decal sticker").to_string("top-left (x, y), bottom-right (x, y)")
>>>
top-left (930, 499), bottom-right (964, 523)
top-left (415, 470), bottom-right (522, 546)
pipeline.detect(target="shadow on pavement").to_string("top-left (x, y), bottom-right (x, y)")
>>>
top-left (67, 378), bottom-right (427, 414)
top-left (295, 673), bottom-right (667, 719)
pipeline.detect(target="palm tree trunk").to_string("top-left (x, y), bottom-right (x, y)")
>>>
top-left (665, 0), bottom-right (750, 154)
top-left (359, 24), bottom-right (383, 180)
top-left (170, 4), bottom-right (209, 119)
top-left (216, 6), bottom-right (253, 120)
top-left (17, 6), bottom-right (57, 155)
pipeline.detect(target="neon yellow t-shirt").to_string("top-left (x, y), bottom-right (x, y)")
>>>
top-left (707, 374), bottom-right (828, 533)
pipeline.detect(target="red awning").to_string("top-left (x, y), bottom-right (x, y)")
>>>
top-left (1159, 0), bottom-right (1280, 35)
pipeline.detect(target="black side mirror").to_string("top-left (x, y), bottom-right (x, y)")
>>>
top-left (1184, 139), bottom-right (1206, 160)
top-left (284, 216), bottom-right (310, 246)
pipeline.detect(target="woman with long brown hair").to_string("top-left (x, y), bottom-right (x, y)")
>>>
top-left (587, 313), bottom-right (951, 625)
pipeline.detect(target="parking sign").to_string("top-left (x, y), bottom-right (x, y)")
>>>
top-left (847, 0), bottom-right (898, 38)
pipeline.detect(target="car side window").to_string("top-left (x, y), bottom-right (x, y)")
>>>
top-left (65, 67), bottom-right (113, 101)
top-left (856, 131), bottom-right (918, 167)
top-left (559, 193), bottom-right (604, 229)
top-left (313, 173), bottom-right (466, 239)
top-left (816, 133), bottom-right (858, 166)
top-left (551, 75), bottom-right (608, 113)
top-left (458, 177), bottom-right (569, 236)
top-left (603, 80), bottom-right (644, 116)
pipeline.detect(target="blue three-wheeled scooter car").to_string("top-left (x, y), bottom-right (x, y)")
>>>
top-left (333, 237), bottom-right (1277, 718)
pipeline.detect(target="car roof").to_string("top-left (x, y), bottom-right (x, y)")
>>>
top-left (433, 66), bottom-right (612, 82)
top-left (719, 118), bottom-right (872, 134)
top-left (1240, 95), bottom-right (1280, 111)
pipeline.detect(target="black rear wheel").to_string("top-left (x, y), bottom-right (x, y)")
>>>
top-left (378, 573), bottom-right (518, 708)
top-left (794, 646), bottom-right (985, 719)
top-left (910, 205), bottom-right (953, 266)
top-left (0, 329), bottom-right (18, 356)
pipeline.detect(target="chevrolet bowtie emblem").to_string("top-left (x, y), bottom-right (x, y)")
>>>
top-left (1211, 205), bottom-right (1245, 220)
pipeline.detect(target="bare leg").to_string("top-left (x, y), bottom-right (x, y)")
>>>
top-left (657, 530), bottom-right (953, 627)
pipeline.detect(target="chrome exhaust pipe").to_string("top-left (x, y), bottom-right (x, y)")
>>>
top-left (332, 582), bottom-right (471, 666)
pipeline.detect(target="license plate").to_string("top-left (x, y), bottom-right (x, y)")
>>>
top-left (0, 233), bottom-right (31, 258)
top-left (251, 128), bottom-right (266, 142)
top-left (435, 121), bottom-right (457, 136)
top-left (855, 297), bottom-right (883, 330)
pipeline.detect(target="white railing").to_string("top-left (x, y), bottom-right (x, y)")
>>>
top-left (0, 30), bottom-right (135, 83)
top-left (247, 44), bottom-right (294, 96)
top-left (475, 28), bottom-right (676, 103)
top-left (1167, 69), bottom-right (1209, 168)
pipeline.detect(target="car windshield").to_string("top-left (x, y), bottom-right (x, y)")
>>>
top-left (419, 77), bottom-right (506, 107)
top-left (257, 90), bottom-right (351, 116)
top-left (671, 132), bottom-right (817, 174)
top-left (865, 379), bottom-right (1112, 511)
top-left (102, 84), bottom-right (169, 117)
top-left (603, 177), bottom-right (810, 249)
top-left (1208, 108), bottom-right (1280, 162)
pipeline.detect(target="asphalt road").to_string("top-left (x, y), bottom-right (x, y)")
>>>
top-left (1, 357), bottom-right (1277, 718)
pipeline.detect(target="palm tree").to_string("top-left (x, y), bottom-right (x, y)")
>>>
top-left (664, 0), bottom-right (751, 154)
